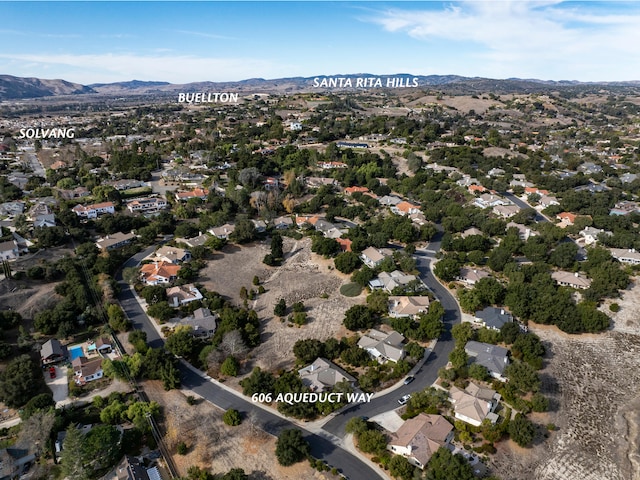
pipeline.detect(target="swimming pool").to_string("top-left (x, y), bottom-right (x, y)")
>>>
top-left (69, 345), bottom-right (84, 360)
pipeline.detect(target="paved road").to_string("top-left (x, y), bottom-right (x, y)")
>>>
top-left (501, 192), bottom-right (548, 223)
top-left (323, 228), bottom-right (461, 437)
top-left (24, 150), bottom-right (46, 178)
top-left (115, 246), bottom-right (383, 480)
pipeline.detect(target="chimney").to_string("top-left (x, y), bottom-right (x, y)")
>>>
top-left (501, 309), bottom-right (505, 315)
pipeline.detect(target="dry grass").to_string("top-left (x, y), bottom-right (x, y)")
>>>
top-left (489, 278), bottom-right (640, 480)
top-left (143, 380), bottom-right (338, 480)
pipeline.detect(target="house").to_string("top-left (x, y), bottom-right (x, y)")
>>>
top-left (610, 201), bottom-right (640, 216)
top-left (95, 231), bottom-right (136, 251)
top-left (336, 238), bottom-right (352, 252)
top-left (344, 186), bottom-right (370, 195)
top-left (579, 226), bottom-right (611, 245)
top-left (58, 186), bottom-right (90, 200)
top-left (457, 267), bottom-right (490, 286)
top-left (40, 338), bottom-right (67, 365)
top-left (538, 195), bottom-right (560, 207)
top-left (317, 161), bottom-right (347, 169)
top-left (506, 222), bottom-right (537, 241)
top-left (252, 219), bottom-right (267, 233)
top-left (208, 223), bottom-right (235, 240)
top-left (72, 201), bottom-right (115, 219)
top-left (144, 246), bottom-right (191, 264)
top-left (369, 270), bottom-right (423, 293)
top-left (388, 414), bottom-right (454, 469)
top-left (109, 179), bottom-right (147, 191)
top-left (551, 271), bottom-right (592, 289)
top-left (450, 382), bottom-right (501, 427)
top-left (474, 307), bottom-right (513, 330)
top-left (295, 215), bottom-right (320, 228)
top-left (378, 195), bottom-right (402, 206)
top-left (556, 212), bottom-right (577, 226)
top-left (72, 356), bottom-right (103, 384)
top-left (111, 455), bottom-right (163, 480)
top-left (0, 447), bottom-right (36, 480)
top-left (468, 185), bottom-right (487, 194)
top-left (460, 227), bottom-right (483, 238)
top-left (180, 308), bottom-right (218, 338)
top-left (0, 201), bottom-right (25, 217)
top-left (524, 187), bottom-right (549, 196)
top-left (272, 216), bottom-right (294, 230)
top-left (175, 188), bottom-right (209, 201)
top-left (139, 261), bottom-right (181, 285)
top-left (305, 177), bottom-right (338, 188)
top-left (620, 173), bottom-right (638, 183)
top-left (174, 233), bottom-right (210, 248)
top-left (464, 341), bottom-right (509, 382)
top-left (33, 213), bottom-right (56, 228)
top-left (391, 201), bottom-right (421, 216)
top-left (88, 337), bottom-right (113, 355)
top-left (126, 197), bottom-right (167, 213)
top-left (357, 329), bottom-right (405, 363)
top-left (298, 357), bottom-right (356, 392)
top-left (0, 240), bottom-right (20, 261)
top-left (474, 193), bottom-right (509, 209)
top-left (493, 204), bottom-right (521, 218)
top-left (609, 248), bottom-right (640, 265)
top-left (166, 284), bottom-right (203, 307)
top-left (388, 296), bottom-right (430, 318)
top-left (360, 246), bottom-right (393, 268)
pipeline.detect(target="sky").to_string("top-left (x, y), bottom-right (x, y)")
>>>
top-left (1, 1), bottom-right (639, 84)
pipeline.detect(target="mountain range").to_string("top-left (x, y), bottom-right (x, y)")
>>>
top-left (1, 73), bottom-right (639, 101)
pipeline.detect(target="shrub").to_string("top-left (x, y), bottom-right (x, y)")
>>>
top-left (223, 409), bottom-right (242, 426)
top-left (609, 303), bottom-right (620, 312)
top-left (177, 442), bottom-right (188, 455)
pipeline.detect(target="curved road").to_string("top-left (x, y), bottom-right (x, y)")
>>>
top-left (322, 229), bottom-right (461, 437)
top-left (116, 246), bottom-right (383, 480)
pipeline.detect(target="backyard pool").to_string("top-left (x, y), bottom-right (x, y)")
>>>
top-left (69, 345), bottom-right (84, 360)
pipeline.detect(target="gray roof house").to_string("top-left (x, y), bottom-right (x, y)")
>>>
top-left (298, 357), bottom-right (356, 392)
top-left (474, 307), bottom-right (513, 331)
top-left (40, 338), bottom-right (67, 365)
top-left (181, 308), bottom-right (218, 338)
top-left (358, 329), bottom-right (405, 363)
top-left (464, 341), bottom-right (510, 381)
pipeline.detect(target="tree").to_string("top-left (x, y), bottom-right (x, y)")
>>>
top-left (107, 303), bottom-right (130, 332)
top-left (165, 327), bottom-right (197, 357)
top-left (293, 339), bottom-right (325, 364)
top-left (83, 424), bottom-right (122, 469)
top-left (357, 429), bottom-right (387, 455)
top-left (500, 322), bottom-right (521, 344)
top-left (20, 393), bottom-right (54, 420)
top-left (240, 367), bottom-right (275, 396)
top-left (424, 447), bottom-right (475, 480)
top-left (334, 251), bottom-right (361, 274)
top-left (146, 301), bottom-right (175, 322)
top-left (448, 348), bottom-right (468, 370)
top-left (15, 410), bottom-right (55, 456)
top-left (343, 304), bottom-right (375, 331)
top-left (389, 454), bottom-right (416, 480)
top-left (274, 298), bottom-right (287, 317)
top-left (223, 409), bottom-right (242, 426)
top-left (60, 424), bottom-right (89, 480)
top-left (275, 429), bottom-right (310, 466)
top-left (505, 361), bottom-right (540, 392)
top-left (345, 417), bottom-right (369, 436)
top-left (230, 217), bottom-right (257, 244)
top-left (271, 234), bottom-right (284, 260)
top-left (451, 322), bottom-right (474, 347)
top-left (222, 468), bottom-right (249, 480)
top-left (0, 354), bottom-right (45, 408)
top-left (509, 414), bottom-right (535, 447)
top-left (468, 363), bottom-right (490, 382)
top-left (220, 356), bottom-right (239, 376)
top-left (433, 257), bottom-right (461, 281)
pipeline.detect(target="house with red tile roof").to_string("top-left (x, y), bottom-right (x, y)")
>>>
top-left (139, 261), bottom-right (181, 285)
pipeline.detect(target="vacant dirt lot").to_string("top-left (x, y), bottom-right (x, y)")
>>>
top-left (200, 237), bottom-right (364, 373)
top-left (490, 280), bottom-right (640, 480)
top-left (249, 237), bottom-right (364, 372)
top-left (143, 380), bottom-right (338, 480)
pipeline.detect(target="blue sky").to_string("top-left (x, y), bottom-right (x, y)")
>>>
top-left (1, 1), bottom-right (639, 84)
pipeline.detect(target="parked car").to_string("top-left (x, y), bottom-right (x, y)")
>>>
top-left (398, 394), bottom-right (411, 405)
top-left (49, 367), bottom-right (56, 379)
top-left (403, 376), bottom-right (415, 385)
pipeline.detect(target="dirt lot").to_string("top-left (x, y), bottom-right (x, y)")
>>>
top-left (489, 279), bottom-right (640, 480)
top-left (143, 380), bottom-right (339, 480)
top-left (200, 237), bottom-right (364, 373)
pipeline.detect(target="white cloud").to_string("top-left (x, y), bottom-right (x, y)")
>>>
top-left (0, 52), bottom-right (290, 84)
top-left (365, 1), bottom-right (640, 81)
top-left (173, 30), bottom-right (237, 41)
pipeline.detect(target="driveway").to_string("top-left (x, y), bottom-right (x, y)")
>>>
top-left (44, 365), bottom-right (69, 403)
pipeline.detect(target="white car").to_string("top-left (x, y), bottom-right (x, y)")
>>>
top-left (398, 394), bottom-right (412, 405)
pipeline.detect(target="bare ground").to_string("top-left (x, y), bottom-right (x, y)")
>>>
top-left (248, 237), bottom-right (364, 372)
top-left (490, 279), bottom-right (640, 480)
top-left (143, 380), bottom-right (339, 480)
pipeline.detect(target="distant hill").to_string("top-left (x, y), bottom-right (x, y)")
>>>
top-left (0, 74), bottom-right (95, 100)
top-left (2, 73), bottom-right (640, 100)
